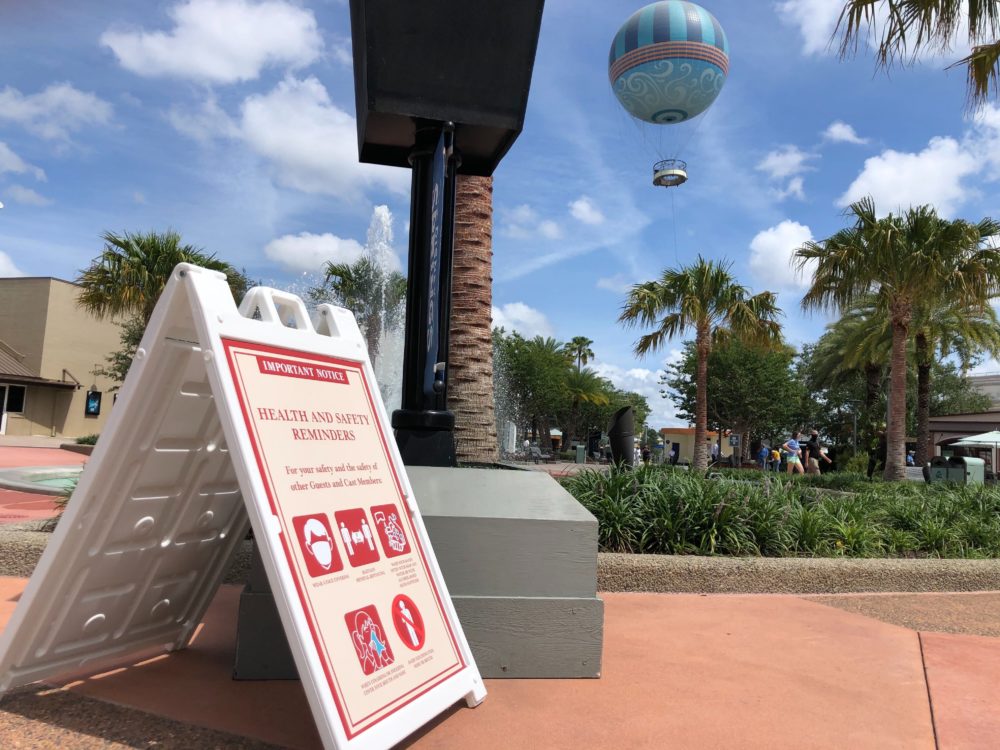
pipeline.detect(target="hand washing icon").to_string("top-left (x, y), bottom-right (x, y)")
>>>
top-left (371, 504), bottom-right (411, 558)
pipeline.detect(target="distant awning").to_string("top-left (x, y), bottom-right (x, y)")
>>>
top-left (952, 430), bottom-right (1000, 446)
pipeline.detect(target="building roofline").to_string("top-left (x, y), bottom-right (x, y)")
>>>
top-left (930, 410), bottom-right (1000, 419)
top-left (0, 276), bottom-right (78, 286)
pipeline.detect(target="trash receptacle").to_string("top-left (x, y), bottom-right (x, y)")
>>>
top-left (927, 456), bottom-right (950, 483)
top-left (607, 406), bottom-right (634, 466)
top-left (948, 456), bottom-right (985, 485)
top-left (575, 444), bottom-right (586, 464)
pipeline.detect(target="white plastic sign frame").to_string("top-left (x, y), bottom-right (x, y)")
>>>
top-left (0, 264), bottom-right (485, 750)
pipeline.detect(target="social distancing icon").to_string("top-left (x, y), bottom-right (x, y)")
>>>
top-left (334, 508), bottom-right (380, 567)
top-left (372, 504), bottom-right (410, 558)
top-left (391, 594), bottom-right (425, 651)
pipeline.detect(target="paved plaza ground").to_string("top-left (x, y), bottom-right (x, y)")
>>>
top-left (0, 446), bottom-right (997, 748)
top-left (0, 446), bottom-right (85, 526)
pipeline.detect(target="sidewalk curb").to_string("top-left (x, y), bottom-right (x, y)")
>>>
top-left (0, 526), bottom-right (254, 584)
top-left (2, 528), bottom-right (997, 595)
top-left (599, 553), bottom-right (1000, 594)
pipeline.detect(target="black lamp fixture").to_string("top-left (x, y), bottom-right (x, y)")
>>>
top-left (349, 0), bottom-right (545, 466)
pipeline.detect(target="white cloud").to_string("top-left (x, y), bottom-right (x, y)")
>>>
top-left (0, 83), bottom-right (112, 141)
top-left (596, 274), bottom-right (633, 294)
top-left (756, 145), bottom-right (816, 180)
top-left (748, 220), bottom-right (815, 291)
top-left (330, 36), bottom-right (353, 66)
top-left (569, 196), bottom-right (605, 225)
top-left (779, 0), bottom-right (971, 60)
top-left (592, 349), bottom-right (685, 428)
top-left (822, 120), bottom-right (869, 145)
top-left (132, 191), bottom-right (147, 204)
top-left (101, 0), bottom-right (322, 84)
top-left (264, 231), bottom-right (364, 273)
top-left (3, 185), bottom-right (50, 206)
top-left (776, 0), bottom-right (843, 56)
top-left (168, 96), bottom-right (239, 142)
top-left (0, 143), bottom-right (44, 180)
top-left (757, 145), bottom-right (816, 202)
top-left (491, 302), bottom-right (554, 339)
top-left (838, 136), bottom-right (980, 218)
top-left (774, 176), bottom-right (805, 201)
top-left (0, 251), bottom-right (24, 277)
top-left (501, 203), bottom-right (563, 240)
top-left (240, 77), bottom-right (408, 199)
top-left (241, 78), bottom-right (410, 200)
top-left (538, 220), bottom-right (562, 240)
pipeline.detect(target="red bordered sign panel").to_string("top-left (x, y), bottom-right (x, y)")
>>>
top-left (222, 338), bottom-right (465, 738)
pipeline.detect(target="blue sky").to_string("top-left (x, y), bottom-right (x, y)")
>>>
top-left (2, 0), bottom-right (1000, 428)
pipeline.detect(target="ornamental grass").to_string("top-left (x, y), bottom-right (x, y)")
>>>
top-left (563, 465), bottom-right (1000, 558)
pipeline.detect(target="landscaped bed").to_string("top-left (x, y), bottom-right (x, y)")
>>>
top-left (563, 465), bottom-right (1000, 559)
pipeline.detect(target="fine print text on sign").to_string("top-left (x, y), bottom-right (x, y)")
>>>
top-left (224, 338), bottom-right (466, 739)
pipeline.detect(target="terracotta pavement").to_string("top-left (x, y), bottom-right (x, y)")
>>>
top-left (0, 447), bottom-right (997, 747)
top-left (0, 447), bottom-right (85, 525)
top-left (3, 577), bottom-right (998, 749)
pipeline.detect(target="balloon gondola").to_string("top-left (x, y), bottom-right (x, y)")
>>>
top-left (608, 1), bottom-right (729, 187)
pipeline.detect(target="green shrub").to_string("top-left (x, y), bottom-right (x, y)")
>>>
top-left (562, 464), bottom-right (1000, 559)
top-left (75, 434), bottom-right (99, 445)
top-left (843, 452), bottom-right (869, 475)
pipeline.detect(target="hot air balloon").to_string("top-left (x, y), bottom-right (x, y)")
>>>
top-left (609, 1), bottom-right (730, 187)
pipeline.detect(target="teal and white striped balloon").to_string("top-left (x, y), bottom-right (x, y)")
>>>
top-left (609, 1), bottom-right (730, 124)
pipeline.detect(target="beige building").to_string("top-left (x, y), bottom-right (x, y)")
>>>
top-left (0, 277), bottom-right (120, 438)
top-left (967, 373), bottom-right (1000, 408)
top-left (659, 427), bottom-right (735, 464)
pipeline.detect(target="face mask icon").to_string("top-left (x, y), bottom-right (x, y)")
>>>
top-left (293, 514), bottom-right (343, 577)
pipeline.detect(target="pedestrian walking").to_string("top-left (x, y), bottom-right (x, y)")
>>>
top-left (782, 431), bottom-right (805, 475)
top-left (757, 444), bottom-right (769, 470)
top-left (805, 430), bottom-right (832, 474)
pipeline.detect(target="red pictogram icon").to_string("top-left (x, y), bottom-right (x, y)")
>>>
top-left (345, 604), bottom-right (394, 675)
top-left (333, 508), bottom-right (380, 567)
top-left (371, 503), bottom-right (411, 558)
top-left (390, 594), bottom-right (425, 651)
top-left (291, 513), bottom-right (343, 577)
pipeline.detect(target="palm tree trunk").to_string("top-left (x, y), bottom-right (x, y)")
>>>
top-left (863, 362), bottom-right (881, 465)
top-left (539, 415), bottom-right (553, 452)
top-left (693, 322), bottom-right (710, 470)
top-left (884, 309), bottom-right (910, 481)
top-left (915, 332), bottom-right (932, 466)
top-left (449, 175), bottom-right (499, 463)
top-left (563, 397), bottom-right (579, 452)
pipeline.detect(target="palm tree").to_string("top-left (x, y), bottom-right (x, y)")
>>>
top-left (796, 198), bottom-right (1000, 480)
top-left (560, 367), bottom-right (610, 450)
top-left (310, 257), bottom-right (406, 371)
top-left (619, 256), bottom-right (782, 470)
top-left (76, 230), bottom-right (244, 323)
top-left (517, 335), bottom-right (571, 452)
top-left (565, 336), bottom-right (595, 372)
top-left (449, 175), bottom-right (500, 464)
top-left (836, 0), bottom-right (1000, 107)
top-left (912, 300), bottom-right (1000, 463)
top-left (811, 299), bottom-right (891, 463)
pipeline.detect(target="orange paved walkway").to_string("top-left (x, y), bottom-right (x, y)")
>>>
top-left (6, 578), bottom-right (998, 749)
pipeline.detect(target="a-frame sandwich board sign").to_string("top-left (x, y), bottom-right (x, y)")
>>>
top-left (0, 263), bottom-right (486, 749)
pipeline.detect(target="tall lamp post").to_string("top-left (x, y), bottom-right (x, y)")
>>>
top-left (349, 0), bottom-right (545, 466)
